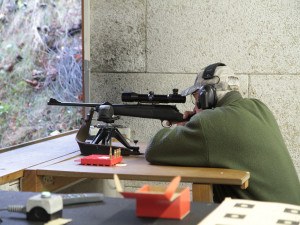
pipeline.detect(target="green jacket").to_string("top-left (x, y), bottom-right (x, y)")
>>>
top-left (145, 91), bottom-right (300, 205)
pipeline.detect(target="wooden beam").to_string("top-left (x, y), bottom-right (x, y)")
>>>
top-left (22, 170), bottom-right (81, 192)
top-left (0, 170), bottom-right (23, 185)
top-left (192, 183), bottom-right (213, 202)
top-left (21, 170), bottom-right (41, 192)
top-left (241, 180), bottom-right (249, 189)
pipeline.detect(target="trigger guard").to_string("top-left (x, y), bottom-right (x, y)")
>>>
top-left (161, 120), bottom-right (172, 128)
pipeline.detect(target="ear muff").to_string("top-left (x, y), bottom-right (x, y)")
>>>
top-left (197, 84), bottom-right (217, 110)
top-left (197, 62), bottom-right (225, 109)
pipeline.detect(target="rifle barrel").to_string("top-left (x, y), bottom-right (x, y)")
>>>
top-left (47, 98), bottom-right (101, 107)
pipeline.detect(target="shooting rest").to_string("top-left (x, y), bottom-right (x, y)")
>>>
top-left (76, 108), bottom-right (141, 156)
top-left (47, 91), bottom-right (189, 156)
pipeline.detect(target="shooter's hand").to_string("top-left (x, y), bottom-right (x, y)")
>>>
top-left (166, 110), bottom-right (196, 127)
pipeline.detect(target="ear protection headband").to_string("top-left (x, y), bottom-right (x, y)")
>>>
top-left (197, 63), bottom-right (226, 110)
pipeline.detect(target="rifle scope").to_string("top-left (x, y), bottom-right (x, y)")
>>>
top-left (121, 89), bottom-right (186, 103)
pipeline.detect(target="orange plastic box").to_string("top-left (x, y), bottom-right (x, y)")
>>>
top-left (75, 154), bottom-right (122, 166)
top-left (114, 174), bottom-right (190, 219)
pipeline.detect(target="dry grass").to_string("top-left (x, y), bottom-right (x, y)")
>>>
top-left (0, 0), bottom-right (82, 148)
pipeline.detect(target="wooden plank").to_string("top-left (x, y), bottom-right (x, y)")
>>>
top-left (241, 180), bottom-right (249, 189)
top-left (192, 184), bottom-right (213, 202)
top-left (18, 139), bottom-right (249, 199)
top-left (32, 155), bottom-right (250, 186)
top-left (0, 133), bottom-right (79, 184)
top-left (20, 150), bottom-right (81, 192)
top-left (38, 176), bottom-right (82, 192)
top-left (21, 170), bottom-right (40, 192)
top-left (28, 152), bottom-right (81, 170)
top-left (0, 130), bottom-right (78, 153)
top-left (0, 170), bottom-right (24, 184)
top-left (21, 170), bottom-right (82, 192)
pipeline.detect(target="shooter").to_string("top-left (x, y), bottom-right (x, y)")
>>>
top-left (145, 63), bottom-right (300, 205)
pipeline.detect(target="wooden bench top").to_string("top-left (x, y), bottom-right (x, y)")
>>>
top-left (31, 154), bottom-right (249, 186)
top-left (1, 131), bottom-right (250, 201)
top-left (0, 131), bottom-right (79, 184)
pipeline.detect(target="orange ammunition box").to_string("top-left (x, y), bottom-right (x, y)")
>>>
top-left (114, 175), bottom-right (190, 219)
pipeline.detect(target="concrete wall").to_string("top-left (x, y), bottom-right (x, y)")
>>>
top-left (89, 0), bottom-right (300, 177)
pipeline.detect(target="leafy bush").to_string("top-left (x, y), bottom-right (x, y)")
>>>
top-left (0, 0), bottom-right (82, 147)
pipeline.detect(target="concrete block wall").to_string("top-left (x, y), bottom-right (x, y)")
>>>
top-left (89, 0), bottom-right (300, 179)
top-left (0, 180), bottom-right (19, 191)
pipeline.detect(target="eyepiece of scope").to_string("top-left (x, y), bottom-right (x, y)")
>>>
top-left (122, 90), bottom-right (186, 103)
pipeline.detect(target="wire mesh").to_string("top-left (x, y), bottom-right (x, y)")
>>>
top-left (0, 0), bottom-right (82, 148)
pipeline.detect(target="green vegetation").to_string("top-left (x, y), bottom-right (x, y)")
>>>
top-left (0, 0), bottom-right (82, 148)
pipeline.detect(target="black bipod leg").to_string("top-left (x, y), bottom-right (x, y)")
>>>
top-left (105, 127), bottom-right (114, 145)
top-left (91, 127), bottom-right (107, 144)
top-left (113, 128), bottom-right (139, 152)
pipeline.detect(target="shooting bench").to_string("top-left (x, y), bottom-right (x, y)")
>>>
top-left (0, 131), bottom-right (79, 187)
top-left (0, 132), bottom-right (250, 202)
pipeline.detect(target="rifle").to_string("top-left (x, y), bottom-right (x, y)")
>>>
top-left (48, 89), bottom-right (191, 156)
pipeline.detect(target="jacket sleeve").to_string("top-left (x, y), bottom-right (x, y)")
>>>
top-left (145, 114), bottom-right (210, 166)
